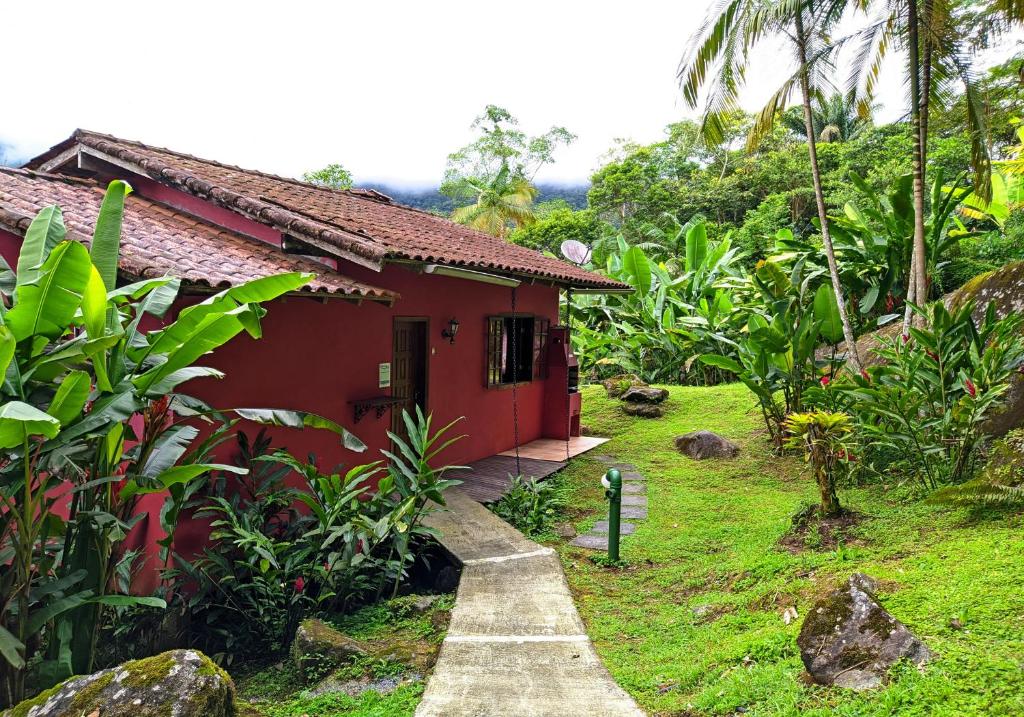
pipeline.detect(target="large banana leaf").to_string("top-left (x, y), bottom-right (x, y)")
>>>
top-left (138, 273), bottom-right (311, 359)
top-left (7, 241), bottom-right (92, 342)
top-left (685, 222), bottom-right (708, 273)
top-left (813, 284), bottom-right (844, 345)
top-left (132, 306), bottom-right (260, 394)
top-left (119, 463), bottom-right (246, 500)
top-left (90, 180), bottom-right (131, 291)
top-left (234, 408), bottom-right (367, 452)
top-left (621, 246), bottom-right (652, 295)
top-left (16, 205), bottom-right (66, 287)
top-left (46, 371), bottom-right (91, 426)
top-left (0, 401), bottom-right (61, 448)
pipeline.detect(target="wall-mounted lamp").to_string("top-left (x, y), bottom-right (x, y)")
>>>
top-left (441, 317), bottom-right (460, 344)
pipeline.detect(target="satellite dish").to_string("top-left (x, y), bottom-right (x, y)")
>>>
top-left (560, 240), bottom-right (592, 265)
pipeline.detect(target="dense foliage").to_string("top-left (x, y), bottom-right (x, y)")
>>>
top-left (170, 409), bottom-right (462, 662)
top-left (0, 188), bottom-right (360, 704)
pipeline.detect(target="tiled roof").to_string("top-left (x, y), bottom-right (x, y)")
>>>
top-left (0, 168), bottom-right (396, 303)
top-left (27, 130), bottom-right (628, 291)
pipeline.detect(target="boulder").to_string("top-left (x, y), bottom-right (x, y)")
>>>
top-left (674, 431), bottom-right (740, 460)
top-left (291, 618), bottom-right (367, 676)
top-left (623, 403), bottom-right (664, 419)
top-left (621, 386), bottom-right (669, 404)
top-left (369, 638), bottom-right (438, 672)
top-left (601, 374), bottom-right (646, 398)
top-left (797, 573), bottom-right (932, 690)
top-left (6, 649), bottom-right (233, 717)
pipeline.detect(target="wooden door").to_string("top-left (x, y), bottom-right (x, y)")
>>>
top-left (391, 318), bottom-right (428, 445)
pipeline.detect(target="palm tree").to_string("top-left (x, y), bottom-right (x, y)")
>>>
top-left (679, 0), bottom-right (866, 370)
top-left (781, 92), bottom-right (873, 142)
top-left (851, 0), bottom-right (1017, 329)
top-left (450, 165), bottom-right (538, 239)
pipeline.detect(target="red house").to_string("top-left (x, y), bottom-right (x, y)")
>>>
top-left (0, 130), bottom-right (626, 510)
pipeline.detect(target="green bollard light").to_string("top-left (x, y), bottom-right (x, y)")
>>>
top-left (602, 468), bottom-right (622, 562)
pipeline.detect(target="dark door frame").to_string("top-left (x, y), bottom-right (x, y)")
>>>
top-left (391, 317), bottom-right (430, 439)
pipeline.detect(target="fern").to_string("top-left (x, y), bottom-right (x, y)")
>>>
top-left (928, 479), bottom-right (1024, 506)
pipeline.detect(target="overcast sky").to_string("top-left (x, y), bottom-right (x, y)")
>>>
top-left (2, 1), bottom-right (1018, 187)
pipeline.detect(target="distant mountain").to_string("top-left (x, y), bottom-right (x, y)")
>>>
top-left (358, 182), bottom-right (590, 214)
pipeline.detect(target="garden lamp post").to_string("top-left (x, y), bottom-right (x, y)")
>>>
top-left (601, 468), bottom-right (622, 562)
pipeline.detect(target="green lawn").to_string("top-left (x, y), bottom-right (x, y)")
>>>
top-left (553, 383), bottom-right (1024, 716)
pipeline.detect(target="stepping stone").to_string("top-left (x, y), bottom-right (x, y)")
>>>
top-left (610, 463), bottom-right (636, 471)
top-left (621, 483), bottom-right (646, 495)
top-left (592, 520), bottom-right (637, 535)
top-left (621, 495), bottom-right (647, 507)
top-left (570, 533), bottom-right (612, 550)
top-left (592, 454), bottom-right (616, 463)
top-left (620, 472), bottom-right (645, 481)
top-left (620, 507), bottom-right (648, 519)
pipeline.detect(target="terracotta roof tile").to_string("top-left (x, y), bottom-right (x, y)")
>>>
top-left (28, 130), bottom-right (627, 291)
top-left (0, 168), bottom-right (396, 302)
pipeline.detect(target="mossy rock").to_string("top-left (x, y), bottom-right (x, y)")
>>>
top-left (623, 403), bottom-right (664, 419)
top-left (600, 374), bottom-right (646, 398)
top-left (367, 637), bottom-right (439, 672)
top-left (6, 649), bottom-right (234, 717)
top-left (797, 573), bottom-right (932, 690)
top-left (290, 618), bottom-right (367, 678)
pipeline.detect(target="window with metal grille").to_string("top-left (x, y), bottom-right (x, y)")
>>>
top-left (486, 315), bottom-right (549, 387)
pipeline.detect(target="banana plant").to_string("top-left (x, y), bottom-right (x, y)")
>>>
top-left (0, 183), bottom-right (363, 697)
top-left (569, 223), bottom-right (746, 384)
top-left (773, 169), bottom-right (986, 326)
top-left (700, 260), bottom-right (842, 449)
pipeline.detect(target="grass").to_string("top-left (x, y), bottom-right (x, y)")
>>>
top-left (236, 594), bottom-right (452, 717)
top-left (552, 383), bottom-right (1024, 716)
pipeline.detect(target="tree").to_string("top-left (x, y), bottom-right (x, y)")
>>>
top-left (450, 165), bottom-right (538, 238)
top-left (509, 201), bottom-right (605, 255)
top-left (442, 105), bottom-right (575, 194)
top-left (680, 0), bottom-right (866, 370)
top-left (442, 106), bottom-right (574, 237)
top-left (302, 163), bottom-right (353, 190)
top-left (782, 92), bottom-right (873, 142)
top-left (852, 0), bottom-right (1019, 328)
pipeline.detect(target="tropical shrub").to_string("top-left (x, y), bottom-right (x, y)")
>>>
top-left (488, 474), bottom-right (562, 536)
top-left (845, 301), bottom-right (1024, 490)
top-left (0, 188), bottom-right (357, 703)
top-left (570, 222), bottom-right (746, 384)
top-left (171, 409), bottom-right (462, 663)
top-left (700, 260), bottom-right (846, 448)
top-left (928, 429), bottom-right (1024, 506)
top-left (784, 411), bottom-right (854, 517)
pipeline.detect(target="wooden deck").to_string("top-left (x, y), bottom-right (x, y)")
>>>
top-left (498, 435), bottom-right (609, 461)
top-left (457, 436), bottom-right (609, 503)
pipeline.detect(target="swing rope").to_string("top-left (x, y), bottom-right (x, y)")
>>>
top-left (564, 287), bottom-right (573, 462)
top-left (510, 286), bottom-right (522, 478)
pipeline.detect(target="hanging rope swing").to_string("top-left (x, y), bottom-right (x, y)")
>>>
top-left (564, 286), bottom-right (573, 462)
top-left (510, 285), bottom-right (522, 478)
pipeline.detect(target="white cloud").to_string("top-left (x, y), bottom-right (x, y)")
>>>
top-left (2, 1), bottom-right (1018, 186)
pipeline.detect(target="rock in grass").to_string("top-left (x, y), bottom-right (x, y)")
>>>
top-left (623, 403), bottom-right (664, 418)
top-left (5, 649), bottom-right (234, 717)
top-left (797, 573), bottom-right (932, 690)
top-left (601, 374), bottom-right (646, 398)
top-left (674, 431), bottom-right (740, 459)
top-left (291, 618), bottom-right (367, 676)
top-left (621, 386), bottom-right (669, 404)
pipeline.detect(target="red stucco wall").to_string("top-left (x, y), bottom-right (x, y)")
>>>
top-left (0, 190), bottom-right (563, 589)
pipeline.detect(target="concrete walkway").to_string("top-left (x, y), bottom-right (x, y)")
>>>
top-left (417, 489), bottom-right (645, 717)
